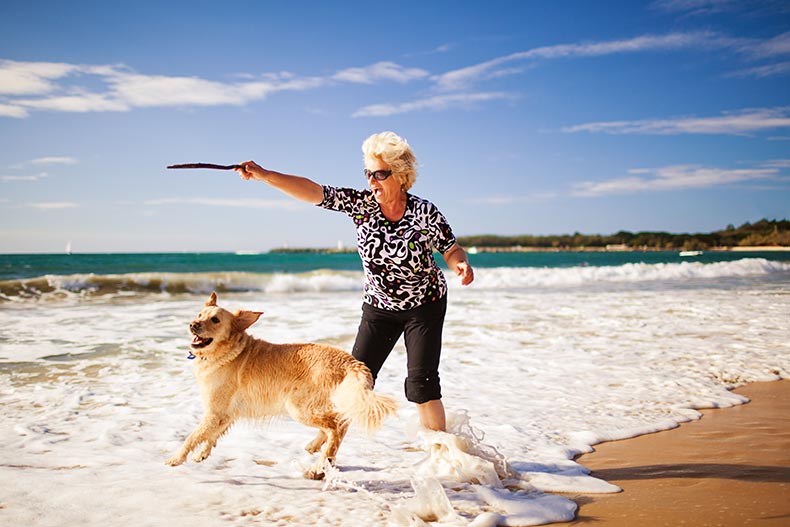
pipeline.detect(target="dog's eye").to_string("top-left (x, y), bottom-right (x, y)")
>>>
top-left (210, 316), bottom-right (220, 324)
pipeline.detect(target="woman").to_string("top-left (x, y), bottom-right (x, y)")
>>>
top-left (236, 131), bottom-right (474, 431)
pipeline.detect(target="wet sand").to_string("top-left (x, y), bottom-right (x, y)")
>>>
top-left (557, 380), bottom-right (790, 526)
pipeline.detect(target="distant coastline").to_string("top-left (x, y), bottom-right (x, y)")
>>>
top-left (455, 219), bottom-right (789, 253)
top-left (268, 245), bottom-right (790, 254)
top-left (269, 219), bottom-right (789, 254)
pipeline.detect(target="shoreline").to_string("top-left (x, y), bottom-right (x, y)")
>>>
top-left (2, 246), bottom-right (788, 256)
top-left (555, 380), bottom-right (790, 526)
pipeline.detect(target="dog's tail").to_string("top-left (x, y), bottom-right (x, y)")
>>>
top-left (331, 363), bottom-right (398, 431)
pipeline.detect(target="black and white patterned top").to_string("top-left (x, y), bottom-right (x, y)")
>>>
top-left (318, 186), bottom-right (457, 311)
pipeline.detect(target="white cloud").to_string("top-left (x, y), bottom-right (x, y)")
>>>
top-left (28, 156), bottom-right (78, 166)
top-left (740, 31), bottom-right (790, 59)
top-left (727, 61), bottom-right (790, 78)
top-left (333, 61), bottom-right (428, 84)
top-left (562, 107), bottom-right (790, 136)
top-left (1, 172), bottom-right (47, 182)
top-left (144, 197), bottom-right (303, 210)
top-left (27, 201), bottom-right (79, 209)
top-left (3, 28), bottom-right (787, 121)
top-left (16, 90), bottom-right (130, 113)
top-left (432, 30), bottom-right (790, 91)
top-left (104, 72), bottom-right (325, 108)
top-left (0, 58), bottom-right (427, 118)
top-left (0, 59), bottom-right (78, 95)
top-left (0, 103), bottom-right (28, 118)
top-left (353, 92), bottom-right (511, 117)
top-left (109, 74), bottom-right (259, 108)
top-left (433, 32), bottom-right (717, 91)
top-left (572, 164), bottom-right (784, 197)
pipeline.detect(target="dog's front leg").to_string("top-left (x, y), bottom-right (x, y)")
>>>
top-left (165, 414), bottom-right (229, 466)
top-left (191, 413), bottom-right (233, 463)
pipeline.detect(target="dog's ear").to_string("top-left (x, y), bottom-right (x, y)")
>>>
top-left (205, 291), bottom-right (218, 307)
top-left (232, 310), bottom-right (263, 332)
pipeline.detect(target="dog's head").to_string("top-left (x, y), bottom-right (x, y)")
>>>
top-left (188, 292), bottom-right (263, 355)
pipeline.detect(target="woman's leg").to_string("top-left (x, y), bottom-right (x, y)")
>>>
top-left (417, 399), bottom-right (446, 431)
top-left (403, 297), bottom-right (448, 431)
top-left (352, 303), bottom-right (403, 381)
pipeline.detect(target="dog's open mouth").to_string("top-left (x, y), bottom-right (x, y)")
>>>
top-left (190, 335), bottom-right (214, 349)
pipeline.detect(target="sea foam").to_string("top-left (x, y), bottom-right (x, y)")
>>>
top-left (1, 260), bottom-right (788, 526)
top-left (2, 258), bottom-right (787, 301)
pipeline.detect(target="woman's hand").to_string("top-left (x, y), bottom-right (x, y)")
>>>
top-left (235, 160), bottom-right (268, 182)
top-left (455, 261), bottom-right (475, 286)
top-left (443, 244), bottom-right (474, 286)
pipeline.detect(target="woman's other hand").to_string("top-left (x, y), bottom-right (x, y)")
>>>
top-left (443, 244), bottom-right (475, 286)
top-left (455, 261), bottom-right (475, 286)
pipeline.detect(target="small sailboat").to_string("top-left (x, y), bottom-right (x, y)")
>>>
top-left (65, 241), bottom-right (72, 255)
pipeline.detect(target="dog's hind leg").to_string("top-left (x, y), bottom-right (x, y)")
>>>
top-left (302, 415), bottom-right (349, 480)
top-left (321, 419), bottom-right (349, 463)
top-left (304, 430), bottom-right (327, 454)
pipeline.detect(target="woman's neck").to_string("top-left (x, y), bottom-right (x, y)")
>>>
top-left (378, 191), bottom-right (408, 222)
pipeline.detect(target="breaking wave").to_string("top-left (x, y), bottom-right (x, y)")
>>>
top-left (0, 270), bottom-right (364, 301)
top-left (471, 257), bottom-right (790, 290)
top-left (1, 258), bottom-right (788, 302)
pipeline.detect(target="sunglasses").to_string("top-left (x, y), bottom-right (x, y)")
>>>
top-left (364, 169), bottom-right (393, 181)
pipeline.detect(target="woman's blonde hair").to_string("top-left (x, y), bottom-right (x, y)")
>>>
top-left (361, 131), bottom-right (418, 191)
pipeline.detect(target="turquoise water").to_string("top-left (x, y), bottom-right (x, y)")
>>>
top-left (2, 250), bottom-right (789, 299)
top-left (0, 252), bottom-right (362, 280)
top-left (3, 250), bottom-right (789, 281)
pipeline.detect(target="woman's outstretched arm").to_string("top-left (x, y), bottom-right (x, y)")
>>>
top-left (236, 160), bottom-right (324, 204)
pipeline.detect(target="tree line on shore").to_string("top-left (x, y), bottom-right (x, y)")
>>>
top-left (457, 219), bottom-right (790, 251)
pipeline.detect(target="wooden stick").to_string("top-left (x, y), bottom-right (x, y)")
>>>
top-left (167, 163), bottom-right (243, 170)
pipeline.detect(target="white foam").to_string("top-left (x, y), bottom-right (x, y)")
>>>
top-left (1, 270), bottom-right (789, 526)
top-left (465, 258), bottom-right (790, 290)
top-left (471, 486), bottom-right (578, 526)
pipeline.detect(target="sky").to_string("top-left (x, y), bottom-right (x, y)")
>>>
top-left (1, 0), bottom-right (789, 253)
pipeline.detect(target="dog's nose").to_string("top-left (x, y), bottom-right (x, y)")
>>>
top-left (190, 322), bottom-right (201, 332)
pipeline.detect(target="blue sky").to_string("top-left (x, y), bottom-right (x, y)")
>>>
top-left (1, 0), bottom-right (789, 253)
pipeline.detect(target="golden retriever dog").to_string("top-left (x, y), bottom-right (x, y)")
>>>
top-left (165, 292), bottom-right (398, 479)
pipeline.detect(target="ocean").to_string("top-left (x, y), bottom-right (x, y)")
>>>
top-left (2, 250), bottom-right (789, 526)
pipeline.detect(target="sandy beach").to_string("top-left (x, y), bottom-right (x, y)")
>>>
top-left (557, 380), bottom-right (790, 526)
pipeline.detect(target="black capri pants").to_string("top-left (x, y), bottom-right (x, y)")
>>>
top-left (351, 296), bottom-right (447, 404)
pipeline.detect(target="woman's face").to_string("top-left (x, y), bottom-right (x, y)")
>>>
top-left (365, 156), bottom-right (402, 204)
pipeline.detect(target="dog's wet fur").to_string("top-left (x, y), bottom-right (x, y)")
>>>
top-left (166, 292), bottom-right (398, 479)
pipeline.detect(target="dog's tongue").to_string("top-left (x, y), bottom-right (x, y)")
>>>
top-left (190, 333), bottom-right (213, 350)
